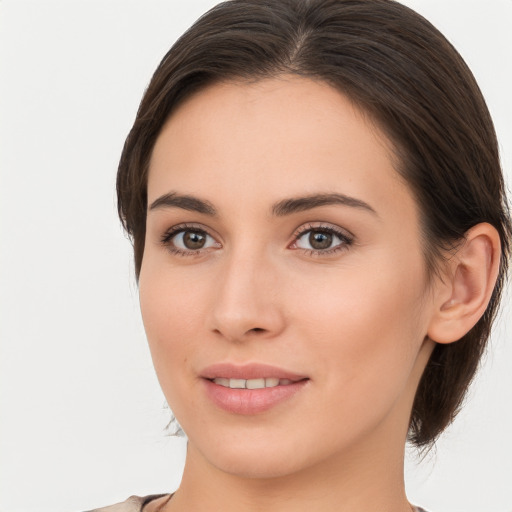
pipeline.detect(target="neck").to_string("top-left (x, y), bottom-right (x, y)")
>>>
top-left (167, 426), bottom-right (412, 512)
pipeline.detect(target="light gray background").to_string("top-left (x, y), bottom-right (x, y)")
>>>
top-left (1, 1), bottom-right (511, 511)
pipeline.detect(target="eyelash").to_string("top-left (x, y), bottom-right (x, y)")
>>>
top-left (160, 223), bottom-right (216, 257)
top-left (160, 223), bottom-right (354, 257)
top-left (290, 223), bottom-right (354, 257)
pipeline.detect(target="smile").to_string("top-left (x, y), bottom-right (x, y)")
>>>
top-left (201, 363), bottom-right (309, 414)
top-left (212, 377), bottom-right (296, 389)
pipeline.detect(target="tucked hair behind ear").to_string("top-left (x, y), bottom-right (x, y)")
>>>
top-left (117, 0), bottom-right (511, 447)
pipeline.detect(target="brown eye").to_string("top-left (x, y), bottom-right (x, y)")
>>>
top-left (293, 226), bottom-right (352, 254)
top-left (308, 231), bottom-right (333, 250)
top-left (183, 231), bottom-right (207, 249)
top-left (167, 229), bottom-right (218, 253)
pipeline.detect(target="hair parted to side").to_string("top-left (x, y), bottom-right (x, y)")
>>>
top-left (117, 0), bottom-right (511, 448)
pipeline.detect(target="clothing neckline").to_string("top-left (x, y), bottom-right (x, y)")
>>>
top-left (141, 494), bottom-right (426, 512)
top-left (141, 494), bottom-right (173, 512)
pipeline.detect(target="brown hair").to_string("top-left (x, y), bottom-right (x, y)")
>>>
top-left (117, 0), bottom-right (511, 447)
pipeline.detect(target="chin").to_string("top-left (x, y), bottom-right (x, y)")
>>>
top-left (186, 424), bottom-right (328, 480)
top-left (211, 448), bottom-right (308, 480)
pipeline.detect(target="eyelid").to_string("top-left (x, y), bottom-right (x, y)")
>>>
top-left (159, 221), bottom-right (354, 257)
top-left (289, 222), bottom-right (354, 255)
top-left (290, 222), bottom-right (354, 241)
top-left (160, 222), bottom-right (222, 256)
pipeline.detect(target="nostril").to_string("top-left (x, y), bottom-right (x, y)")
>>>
top-left (250, 327), bottom-right (265, 333)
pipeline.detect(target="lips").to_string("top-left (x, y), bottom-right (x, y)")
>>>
top-left (201, 362), bottom-right (308, 381)
top-left (212, 377), bottom-right (294, 389)
top-left (200, 363), bottom-right (309, 414)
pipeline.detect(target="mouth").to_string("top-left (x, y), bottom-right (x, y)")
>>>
top-left (200, 363), bottom-right (309, 414)
top-left (209, 377), bottom-right (304, 389)
top-left (200, 362), bottom-right (309, 384)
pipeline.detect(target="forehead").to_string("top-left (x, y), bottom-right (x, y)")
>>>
top-left (148, 77), bottom-right (413, 219)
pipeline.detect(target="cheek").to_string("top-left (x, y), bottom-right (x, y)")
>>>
top-left (138, 262), bottom-right (208, 392)
top-left (292, 252), bottom-right (428, 408)
top-left (139, 250), bottom-right (211, 334)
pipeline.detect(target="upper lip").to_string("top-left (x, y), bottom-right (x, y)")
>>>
top-left (200, 362), bottom-right (308, 381)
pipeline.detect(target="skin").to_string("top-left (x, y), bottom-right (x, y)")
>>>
top-left (139, 77), bottom-right (489, 512)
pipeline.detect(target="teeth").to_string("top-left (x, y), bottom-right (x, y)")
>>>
top-left (212, 377), bottom-right (294, 389)
top-left (246, 378), bottom-right (265, 389)
top-left (230, 378), bottom-right (246, 389)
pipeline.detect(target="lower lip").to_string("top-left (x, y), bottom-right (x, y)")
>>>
top-left (202, 379), bottom-right (308, 415)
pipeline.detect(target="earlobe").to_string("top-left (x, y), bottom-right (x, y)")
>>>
top-left (427, 223), bottom-right (501, 344)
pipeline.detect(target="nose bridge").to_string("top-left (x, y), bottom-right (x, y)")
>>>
top-left (210, 242), bottom-right (283, 340)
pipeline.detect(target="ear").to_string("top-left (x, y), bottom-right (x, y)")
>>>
top-left (427, 223), bottom-right (501, 344)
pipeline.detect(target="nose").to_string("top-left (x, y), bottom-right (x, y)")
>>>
top-left (209, 249), bottom-right (286, 343)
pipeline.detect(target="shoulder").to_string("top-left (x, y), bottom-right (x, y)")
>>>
top-left (83, 495), bottom-right (143, 512)
top-left (84, 494), bottom-right (171, 512)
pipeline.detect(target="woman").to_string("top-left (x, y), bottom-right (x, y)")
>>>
top-left (94, 0), bottom-right (511, 510)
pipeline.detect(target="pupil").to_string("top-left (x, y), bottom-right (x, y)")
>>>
top-left (309, 231), bottom-right (332, 250)
top-left (184, 231), bottom-right (206, 249)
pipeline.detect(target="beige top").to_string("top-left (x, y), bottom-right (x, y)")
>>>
top-left (86, 494), bottom-right (428, 511)
top-left (85, 494), bottom-right (171, 512)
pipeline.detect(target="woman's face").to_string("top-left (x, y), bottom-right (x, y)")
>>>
top-left (140, 77), bottom-right (437, 479)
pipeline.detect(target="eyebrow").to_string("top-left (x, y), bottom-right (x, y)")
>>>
top-left (149, 192), bottom-right (217, 215)
top-left (272, 193), bottom-right (378, 217)
top-left (149, 191), bottom-right (377, 217)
